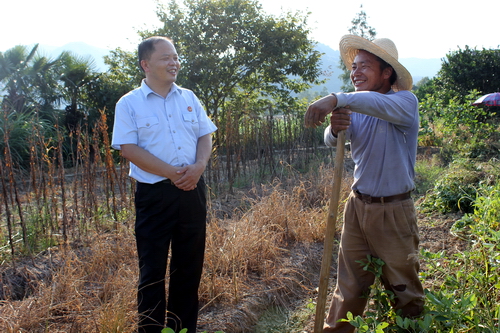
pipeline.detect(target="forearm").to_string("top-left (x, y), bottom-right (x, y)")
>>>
top-left (173, 134), bottom-right (213, 190)
top-left (195, 133), bottom-right (213, 169)
top-left (120, 144), bottom-right (179, 180)
top-left (304, 94), bottom-right (338, 128)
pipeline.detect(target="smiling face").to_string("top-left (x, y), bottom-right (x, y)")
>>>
top-left (141, 39), bottom-right (181, 91)
top-left (350, 50), bottom-right (393, 93)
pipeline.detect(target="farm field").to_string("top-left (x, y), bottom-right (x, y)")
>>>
top-left (2, 147), bottom-right (494, 333)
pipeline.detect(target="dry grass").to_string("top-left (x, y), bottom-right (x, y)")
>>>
top-left (0, 109), bottom-right (355, 332)
top-left (0, 231), bottom-right (138, 332)
top-left (0, 161), bottom-right (352, 333)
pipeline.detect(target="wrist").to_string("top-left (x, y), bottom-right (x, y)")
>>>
top-left (329, 93), bottom-right (339, 110)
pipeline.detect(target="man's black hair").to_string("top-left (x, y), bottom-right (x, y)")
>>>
top-left (138, 36), bottom-right (174, 72)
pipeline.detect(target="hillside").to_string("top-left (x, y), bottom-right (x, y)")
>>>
top-left (33, 41), bottom-right (442, 93)
top-left (311, 42), bottom-right (442, 94)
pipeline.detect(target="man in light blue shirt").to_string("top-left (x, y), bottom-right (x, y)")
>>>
top-left (112, 36), bottom-right (217, 333)
top-left (305, 35), bottom-right (424, 332)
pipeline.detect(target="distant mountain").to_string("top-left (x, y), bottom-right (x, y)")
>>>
top-left (311, 42), bottom-right (442, 94)
top-left (399, 57), bottom-right (442, 84)
top-left (31, 41), bottom-right (442, 91)
top-left (314, 43), bottom-right (343, 93)
top-left (36, 42), bottom-right (111, 72)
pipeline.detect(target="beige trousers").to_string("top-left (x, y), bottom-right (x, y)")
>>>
top-left (323, 192), bottom-right (424, 333)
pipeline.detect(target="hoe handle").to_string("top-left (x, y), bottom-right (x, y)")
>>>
top-left (314, 130), bottom-right (346, 333)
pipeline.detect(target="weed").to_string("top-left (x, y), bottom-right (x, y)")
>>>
top-left (414, 154), bottom-right (445, 196)
top-left (419, 158), bottom-right (483, 214)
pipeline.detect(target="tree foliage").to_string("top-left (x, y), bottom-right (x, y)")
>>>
top-left (141, 0), bottom-right (322, 118)
top-left (416, 47), bottom-right (500, 159)
top-left (0, 45), bottom-right (104, 128)
top-left (58, 52), bottom-right (100, 130)
top-left (103, 47), bottom-right (144, 88)
top-left (0, 45), bottom-right (111, 166)
top-left (434, 46), bottom-right (500, 103)
top-left (0, 44), bottom-right (61, 115)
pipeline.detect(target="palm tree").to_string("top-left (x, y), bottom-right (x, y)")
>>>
top-left (0, 44), bottom-right (61, 115)
top-left (0, 44), bottom-right (39, 112)
top-left (57, 51), bottom-right (99, 131)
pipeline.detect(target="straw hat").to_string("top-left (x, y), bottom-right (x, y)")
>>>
top-left (339, 35), bottom-right (413, 91)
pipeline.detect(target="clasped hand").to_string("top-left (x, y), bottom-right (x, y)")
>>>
top-left (173, 163), bottom-right (204, 191)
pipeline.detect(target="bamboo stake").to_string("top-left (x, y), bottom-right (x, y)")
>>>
top-left (314, 130), bottom-right (346, 333)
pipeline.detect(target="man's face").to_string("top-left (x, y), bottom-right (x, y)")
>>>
top-left (142, 40), bottom-right (181, 85)
top-left (350, 50), bottom-right (391, 93)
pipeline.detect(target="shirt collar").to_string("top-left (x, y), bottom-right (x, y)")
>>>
top-left (139, 79), bottom-right (181, 98)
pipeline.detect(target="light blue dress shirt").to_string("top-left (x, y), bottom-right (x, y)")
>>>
top-left (112, 80), bottom-right (217, 184)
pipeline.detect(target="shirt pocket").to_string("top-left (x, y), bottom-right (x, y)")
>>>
top-left (182, 113), bottom-right (198, 124)
top-left (136, 116), bottom-right (159, 129)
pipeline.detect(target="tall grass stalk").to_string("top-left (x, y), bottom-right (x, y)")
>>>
top-left (0, 107), bottom-right (340, 331)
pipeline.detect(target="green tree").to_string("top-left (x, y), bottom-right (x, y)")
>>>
top-left (416, 46), bottom-right (500, 145)
top-left (436, 46), bottom-right (500, 103)
top-left (338, 6), bottom-right (377, 92)
top-left (0, 44), bottom-right (61, 115)
top-left (0, 45), bottom-right (62, 166)
top-left (84, 47), bottom-right (141, 131)
top-left (141, 0), bottom-right (322, 119)
top-left (0, 44), bottom-right (40, 113)
top-left (103, 47), bottom-right (144, 88)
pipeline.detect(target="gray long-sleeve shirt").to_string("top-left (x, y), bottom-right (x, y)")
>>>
top-left (324, 90), bottom-right (419, 197)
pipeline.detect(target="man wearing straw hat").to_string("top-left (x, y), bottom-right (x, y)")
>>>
top-left (305, 35), bottom-right (424, 332)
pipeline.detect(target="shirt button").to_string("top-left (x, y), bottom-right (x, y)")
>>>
top-left (178, 147), bottom-right (181, 150)
top-left (146, 123), bottom-right (150, 126)
top-left (169, 114), bottom-right (172, 117)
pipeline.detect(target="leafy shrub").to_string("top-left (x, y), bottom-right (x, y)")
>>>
top-left (419, 159), bottom-right (482, 214)
top-left (341, 245), bottom-right (500, 332)
top-left (452, 181), bottom-right (500, 236)
top-left (418, 90), bottom-right (499, 161)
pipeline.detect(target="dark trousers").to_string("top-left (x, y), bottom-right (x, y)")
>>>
top-left (135, 178), bottom-right (207, 333)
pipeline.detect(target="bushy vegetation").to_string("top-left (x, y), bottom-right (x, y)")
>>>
top-left (335, 181), bottom-right (500, 332)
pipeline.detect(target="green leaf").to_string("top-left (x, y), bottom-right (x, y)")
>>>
top-left (161, 328), bottom-right (175, 333)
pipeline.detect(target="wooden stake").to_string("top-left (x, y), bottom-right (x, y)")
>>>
top-left (314, 130), bottom-right (346, 333)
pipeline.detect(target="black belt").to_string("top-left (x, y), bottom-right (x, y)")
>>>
top-left (354, 190), bottom-right (411, 204)
top-left (138, 179), bottom-right (174, 185)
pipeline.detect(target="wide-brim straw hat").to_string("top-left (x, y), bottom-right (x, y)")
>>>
top-left (339, 35), bottom-right (413, 91)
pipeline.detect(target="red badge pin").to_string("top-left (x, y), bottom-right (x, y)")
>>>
top-left (188, 106), bottom-right (193, 112)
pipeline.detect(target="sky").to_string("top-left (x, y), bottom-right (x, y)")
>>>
top-left (1, 0), bottom-right (498, 59)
